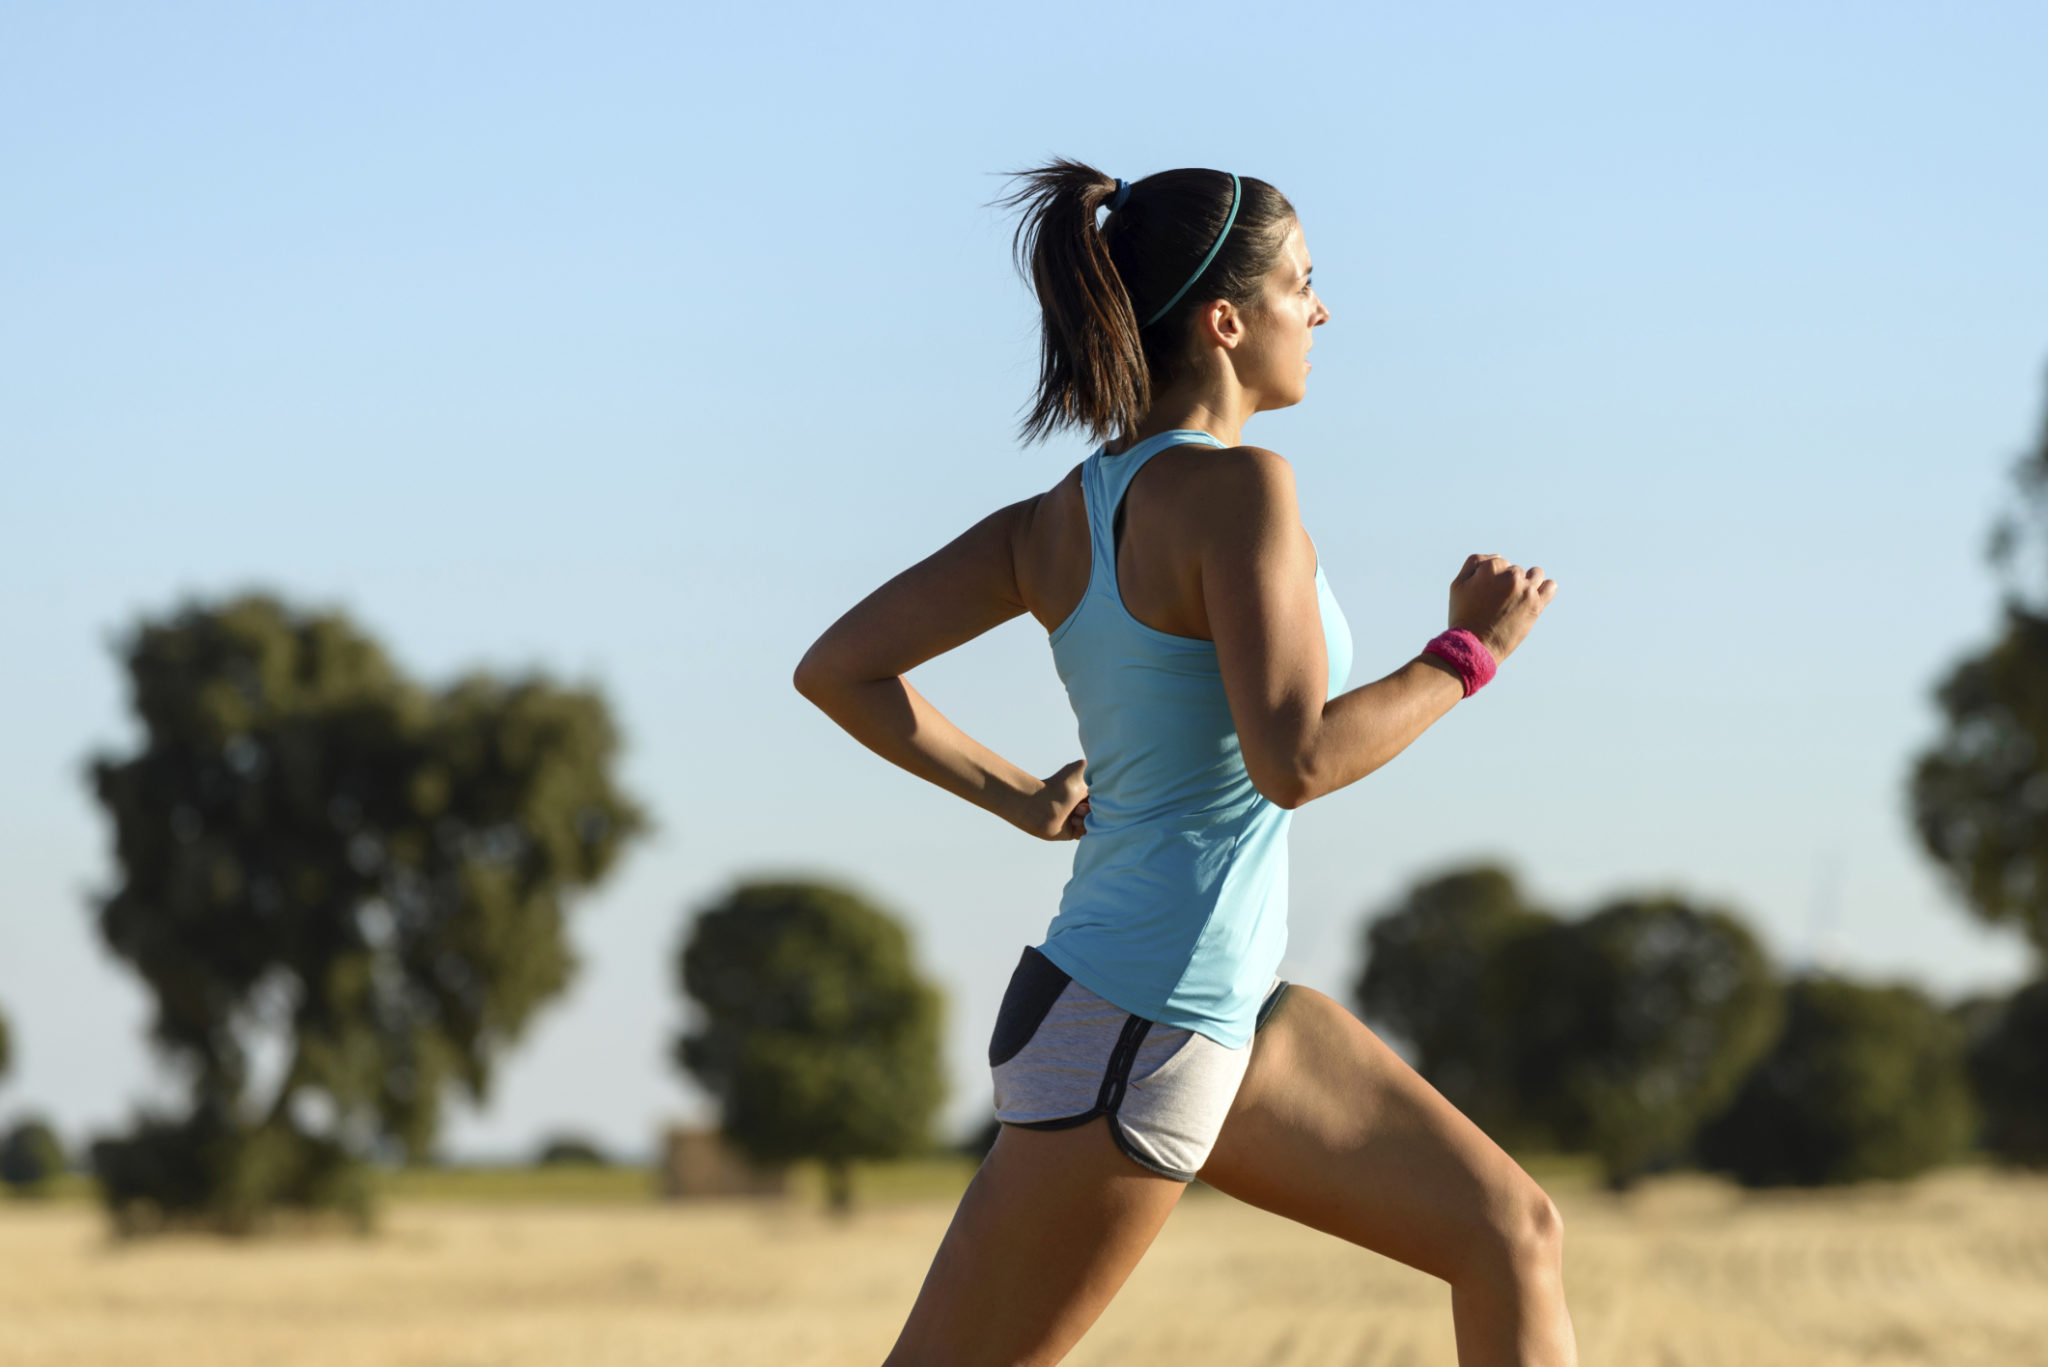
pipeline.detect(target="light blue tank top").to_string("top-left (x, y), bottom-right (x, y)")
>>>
top-left (1039, 429), bottom-right (1353, 1048)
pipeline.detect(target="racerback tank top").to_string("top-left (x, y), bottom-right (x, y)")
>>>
top-left (1039, 429), bottom-right (1354, 1048)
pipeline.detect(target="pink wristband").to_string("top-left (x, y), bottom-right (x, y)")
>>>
top-left (1422, 628), bottom-right (1497, 697)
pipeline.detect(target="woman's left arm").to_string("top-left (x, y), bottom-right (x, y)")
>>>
top-left (792, 496), bottom-right (1089, 842)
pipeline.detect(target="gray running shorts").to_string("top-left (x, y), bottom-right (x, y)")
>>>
top-left (987, 944), bottom-right (1290, 1182)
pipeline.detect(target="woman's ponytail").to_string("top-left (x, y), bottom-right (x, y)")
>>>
top-left (995, 158), bottom-right (1148, 446)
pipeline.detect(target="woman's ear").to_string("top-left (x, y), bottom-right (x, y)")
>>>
top-left (1201, 297), bottom-right (1246, 350)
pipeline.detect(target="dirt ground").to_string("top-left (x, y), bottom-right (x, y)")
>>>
top-left (3, 1166), bottom-right (2046, 1366)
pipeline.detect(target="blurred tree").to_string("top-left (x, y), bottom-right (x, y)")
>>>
top-left (1911, 373), bottom-right (2048, 962)
top-left (1910, 607), bottom-right (2048, 961)
top-left (1501, 897), bottom-right (1783, 1189)
top-left (90, 1106), bottom-right (369, 1235)
top-left (0, 1002), bottom-right (10, 1083)
top-left (1695, 975), bottom-right (1978, 1186)
top-left (85, 593), bottom-right (644, 1234)
top-left (676, 879), bottom-right (945, 1214)
top-left (2, 1118), bottom-right (68, 1197)
top-left (1353, 864), bottom-right (1557, 1148)
top-left (1959, 977), bottom-right (2048, 1166)
top-left (536, 1133), bottom-right (611, 1167)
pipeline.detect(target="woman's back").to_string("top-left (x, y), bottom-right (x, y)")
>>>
top-left (1029, 429), bottom-right (1353, 1048)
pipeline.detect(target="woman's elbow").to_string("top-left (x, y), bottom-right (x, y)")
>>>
top-left (791, 648), bottom-right (836, 700)
top-left (1250, 760), bottom-right (1311, 810)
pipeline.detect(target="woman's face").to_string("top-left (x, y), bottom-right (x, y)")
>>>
top-left (1237, 220), bottom-right (1329, 410)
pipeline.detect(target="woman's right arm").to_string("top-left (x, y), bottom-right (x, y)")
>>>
top-left (1200, 448), bottom-right (1555, 809)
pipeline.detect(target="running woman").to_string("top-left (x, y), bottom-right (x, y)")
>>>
top-left (793, 158), bottom-right (1571, 1367)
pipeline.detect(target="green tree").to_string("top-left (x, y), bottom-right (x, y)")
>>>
top-left (1959, 978), bottom-right (2048, 1166)
top-left (1905, 368), bottom-right (2048, 1171)
top-left (0, 1003), bottom-right (10, 1084)
top-left (1352, 863), bottom-right (1556, 1148)
top-left (1910, 371), bottom-right (2048, 961)
top-left (2, 1118), bottom-right (67, 1197)
top-left (1695, 975), bottom-right (1978, 1186)
top-left (1501, 897), bottom-right (1783, 1189)
top-left (1909, 607), bottom-right (2048, 960)
top-left (86, 593), bottom-right (644, 1234)
top-left (676, 879), bottom-right (946, 1214)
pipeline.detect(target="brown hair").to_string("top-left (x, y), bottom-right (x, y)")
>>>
top-left (995, 157), bottom-right (1298, 445)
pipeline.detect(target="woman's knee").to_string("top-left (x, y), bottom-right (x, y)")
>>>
top-left (1457, 1183), bottom-right (1564, 1287)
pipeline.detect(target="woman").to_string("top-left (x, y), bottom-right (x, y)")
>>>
top-left (793, 158), bottom-right (1569, 1367)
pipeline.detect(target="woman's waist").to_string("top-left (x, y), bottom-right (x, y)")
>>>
top-left (1078, 769), bottom-right (1276, 832)
top-left (1061, 814), bottom-right (1290, 906)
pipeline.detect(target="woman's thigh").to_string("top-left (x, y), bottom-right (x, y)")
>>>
top-left (884, 1114), bottom-right (1187, 1367)
top-left (1196, 984), bottom-right (1552, 1285)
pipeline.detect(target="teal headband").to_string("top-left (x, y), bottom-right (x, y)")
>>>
top-left (1142, 171), bottom-right (1241, 329)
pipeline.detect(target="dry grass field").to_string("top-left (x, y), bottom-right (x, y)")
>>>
top-left (4, 1164), bottom-right (2048, 1366)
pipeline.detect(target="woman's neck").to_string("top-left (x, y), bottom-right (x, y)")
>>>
top-left (1115, 374), bottom-right (1260, 453)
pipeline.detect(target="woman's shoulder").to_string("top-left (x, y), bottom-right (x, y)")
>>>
top-left (1197, 442), bottom-right (1292, 477)
top-left (1031, 459), bottom-right (1088, 530)
top-left (1181, 444), bottom-right (1300, 528)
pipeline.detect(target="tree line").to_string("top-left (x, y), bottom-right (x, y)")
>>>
top-left (1352, 862), bottom-right (2035, 1191)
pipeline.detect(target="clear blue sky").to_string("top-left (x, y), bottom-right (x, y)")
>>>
top-left (4, 1), bottom-right (2045, 1161)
